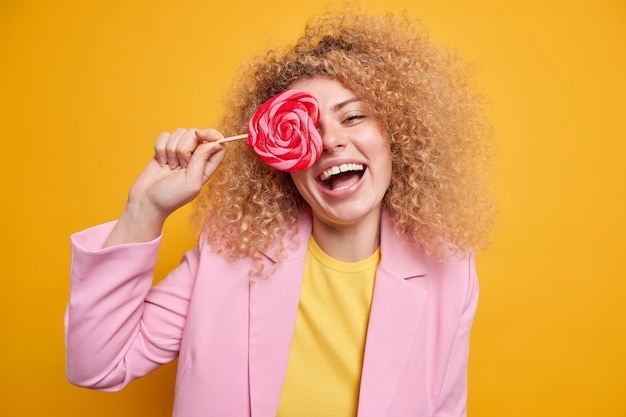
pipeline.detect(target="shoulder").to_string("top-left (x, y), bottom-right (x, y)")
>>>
top-left (423, 253), bottom-right (477, 310)
top-left (380, 212), bottom-right (477, 313)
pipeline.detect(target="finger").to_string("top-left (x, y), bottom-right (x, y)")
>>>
top-left (176, 128), bottom-right (202, 169)
top-left (153, 132), bottom-right (170, 166)
top-left (164, 128), bottom-right (186, 168)
top-left (194, 127), bottom-right (224, 143)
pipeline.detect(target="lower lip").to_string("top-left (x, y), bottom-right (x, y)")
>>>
top-left (317, 170), bottom-right (366, 199)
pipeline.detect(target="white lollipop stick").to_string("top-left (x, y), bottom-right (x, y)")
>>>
top-left (217, 133), bottom-right (248, 143)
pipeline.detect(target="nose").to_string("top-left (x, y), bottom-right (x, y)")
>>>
top-left (319, 123), bottom-right (346, 153)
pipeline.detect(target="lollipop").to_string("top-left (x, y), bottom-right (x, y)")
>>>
top-left (218, 90), bottom-right (323, 172)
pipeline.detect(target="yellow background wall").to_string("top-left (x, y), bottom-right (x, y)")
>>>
top-left (1, 0), bottom-right (624, 415)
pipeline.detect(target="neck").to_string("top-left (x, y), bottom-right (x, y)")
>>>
top-left (311, 209), bottom-right (382, 262)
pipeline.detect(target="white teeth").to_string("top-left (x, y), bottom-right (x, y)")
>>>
top-left (320, 163), bottom-right (364, 181)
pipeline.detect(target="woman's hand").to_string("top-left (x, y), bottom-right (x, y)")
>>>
top-left (104, 128), bottom-right (227, 246)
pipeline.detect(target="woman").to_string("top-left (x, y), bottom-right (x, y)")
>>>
top-left (65, 10), bottom-right (494, 417)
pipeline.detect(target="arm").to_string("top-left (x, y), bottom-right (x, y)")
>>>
top-left (65, 128), bottom-right (226, 389)
top-left (65, 223), bottom-right (201, 390)
top-left (433, 257), bottom-right (480, 417)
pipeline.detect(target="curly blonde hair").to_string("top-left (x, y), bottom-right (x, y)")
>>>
top-left (192, 10), bottom-right (495, 274)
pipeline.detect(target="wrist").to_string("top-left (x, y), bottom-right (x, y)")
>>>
top-left (103, 202), bottom-right (166, 247)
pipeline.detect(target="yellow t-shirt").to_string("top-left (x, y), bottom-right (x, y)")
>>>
top-left (276, 237), bottom-right (379, 417)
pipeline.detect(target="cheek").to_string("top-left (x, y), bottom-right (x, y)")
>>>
top-left (379, 150), bottom-right (393, 190)
top-left (289, 172), bottom-right (313, 198)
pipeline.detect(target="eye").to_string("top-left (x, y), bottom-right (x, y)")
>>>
top-left (342, 113), bottom-right (365, 125)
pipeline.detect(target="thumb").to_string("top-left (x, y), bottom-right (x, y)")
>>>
top-left (185, 141), bottom-right (227, 185)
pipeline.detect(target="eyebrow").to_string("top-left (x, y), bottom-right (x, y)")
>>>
top-left (332, 97), bottom-right (362, 112)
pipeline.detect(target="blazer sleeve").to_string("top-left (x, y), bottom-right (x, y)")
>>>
top-left (64, 221), bottom-right (200, 391)
top-left (432, 257), bottom-right (479, 417)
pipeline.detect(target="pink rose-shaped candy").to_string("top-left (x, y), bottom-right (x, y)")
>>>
top-left (247, 90), bottom-right (323, 172)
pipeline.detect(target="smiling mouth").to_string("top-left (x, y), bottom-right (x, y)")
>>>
top-left (319, 163), bottom-right (365, 191)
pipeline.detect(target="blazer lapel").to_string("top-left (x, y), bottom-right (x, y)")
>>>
top-left (248, 215), bottom-right (312, 417)
top-left (357, 212), bottom-right (429, 417)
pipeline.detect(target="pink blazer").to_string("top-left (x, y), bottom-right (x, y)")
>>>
top-left (65, 211), bottom-right (478, 417)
